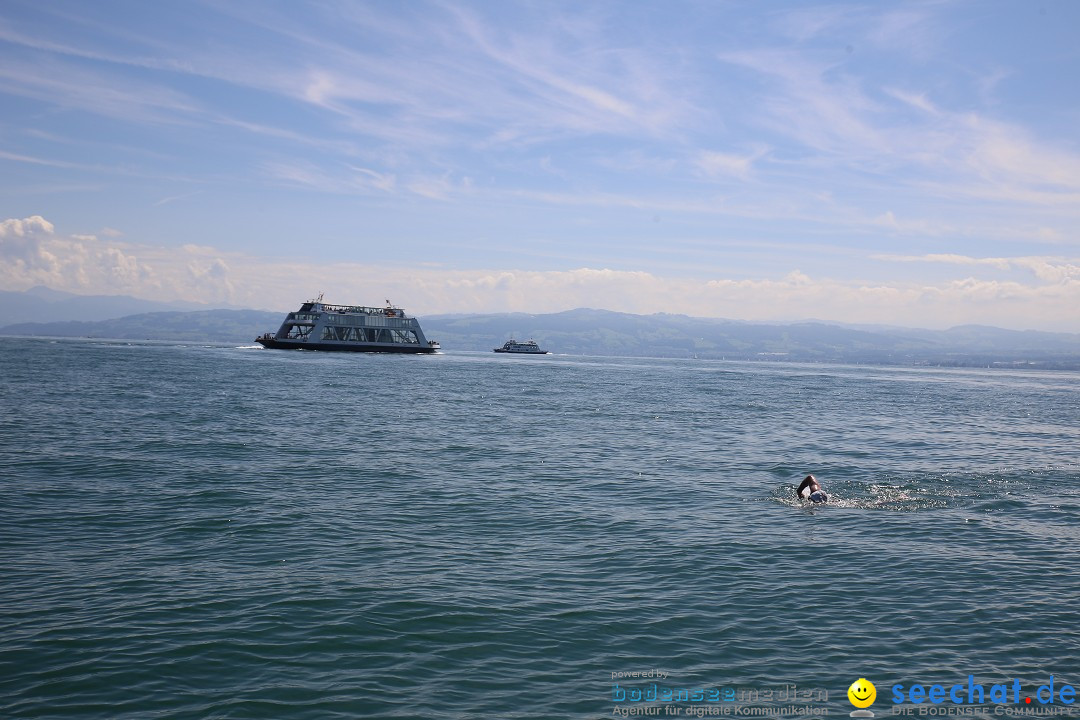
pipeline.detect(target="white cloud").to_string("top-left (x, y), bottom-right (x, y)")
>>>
top-left (1011, 257), bottom-right (1080, 284)
top-left (0, 216), bottom-right (59, 270)
top-left (0, 215), bottom-right (229, 303)
top-left (3, 216), bottom-right (1078, 332)
top-left (0, 215), bottom-right (55, 238)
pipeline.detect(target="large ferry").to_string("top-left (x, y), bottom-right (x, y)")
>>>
top-left (493, 339), bottom-right (549, 354)
top-left (256, 296), bottom-right (440, 353)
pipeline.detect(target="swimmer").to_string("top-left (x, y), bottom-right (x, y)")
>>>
top-left (797, 474), bottom-right (828, 503)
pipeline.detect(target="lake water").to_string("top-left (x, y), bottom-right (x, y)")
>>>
top-left (2, 338), bottom-right (1079, 719)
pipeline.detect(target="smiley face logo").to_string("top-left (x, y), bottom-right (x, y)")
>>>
top-left (847, 678), bottom-right (876, 709)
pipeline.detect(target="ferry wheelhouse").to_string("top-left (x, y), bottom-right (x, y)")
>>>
top-left (256, 296), bottom-right (439, 353)
top-left (493, 339), bottom-right (549, 354)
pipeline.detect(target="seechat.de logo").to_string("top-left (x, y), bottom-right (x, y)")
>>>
top-left (890, 676), bottom-right (1077, 706)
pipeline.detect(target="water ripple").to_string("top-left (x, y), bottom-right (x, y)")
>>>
top-left (2, 340), bottom-right (1079, 718)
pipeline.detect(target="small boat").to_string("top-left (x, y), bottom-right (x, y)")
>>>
top-left (256, 295), bottom-right (439, 353)
top-left (493, 339), bottom-right (549, 354)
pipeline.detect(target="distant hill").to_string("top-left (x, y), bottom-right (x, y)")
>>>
top-left (421, 310), bottom-right (1080, 368)
top-left (3, 304), bottom-right (1079, 369)
top-left (0, 286), bottom-right (212, 326)
top-left (0, 309), bottom-right (281, 344)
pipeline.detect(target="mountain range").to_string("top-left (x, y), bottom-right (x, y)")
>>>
top-left (0, 285), bottom-right (213, 326)
top-left (2, 288), bottom-right (1079, 369)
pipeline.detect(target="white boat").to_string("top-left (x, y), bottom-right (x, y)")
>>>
top-left (493, 339), bottom-right (549, 354)
top-left (256, 295), bottom-right (439, 354)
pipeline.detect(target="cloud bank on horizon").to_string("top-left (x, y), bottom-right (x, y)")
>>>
top-left (0, 1), bottom-right (1078, 330)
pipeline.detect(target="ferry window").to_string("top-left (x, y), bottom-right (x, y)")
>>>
top-left (390, 329), bottom-right (418, 344)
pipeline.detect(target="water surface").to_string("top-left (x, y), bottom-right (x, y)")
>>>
top-left (2, 338), bottom-right (1078, 718)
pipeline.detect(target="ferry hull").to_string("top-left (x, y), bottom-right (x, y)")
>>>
top-left (256, 336), bottom-right (437, 354)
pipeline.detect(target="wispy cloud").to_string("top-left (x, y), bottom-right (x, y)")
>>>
top-left (713, 9), bottom-right (1080, 217)
top-left (715, 47), bottom-right (887, 158)
top-left (0, 149), bottom-right (84, 168)
top-left (873, 253), bottom-right (1015, 269)
top-left (694, 146), bottom-right (770, 180)
top-left (873, 253), bottom-right (1080, 284)
top-left (153, 190), bottom-right (203, 207)
top-left (0, 56), bottom-right (203, 126)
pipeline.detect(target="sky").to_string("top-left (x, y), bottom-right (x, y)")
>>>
top-left (1, 0), bottom-right (1079, 331)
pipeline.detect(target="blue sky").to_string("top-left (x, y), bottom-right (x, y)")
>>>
top-left (1, 1), bottom-right (1079, 330)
